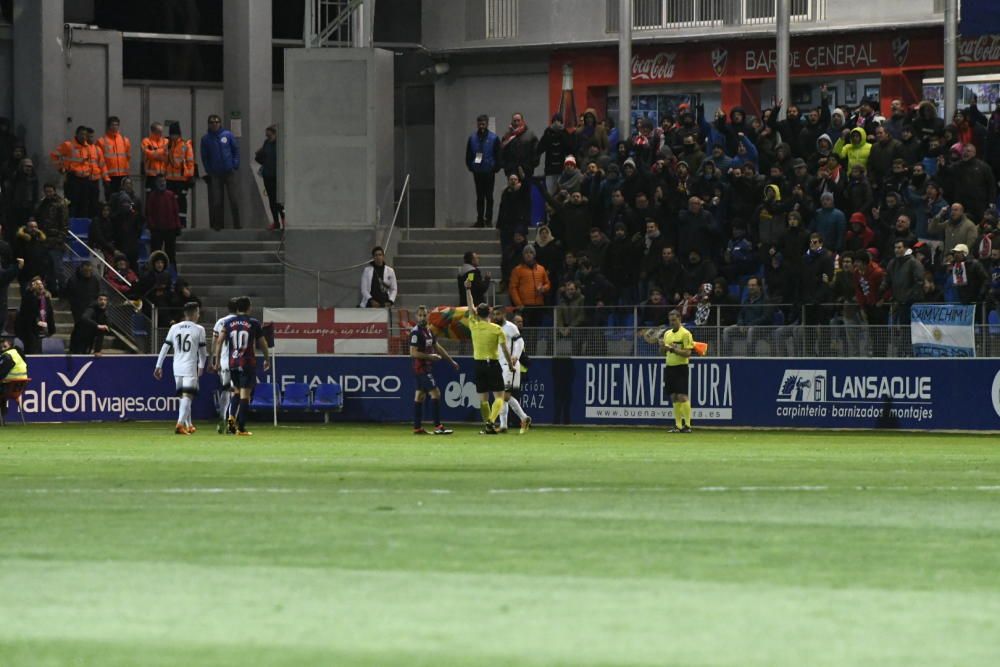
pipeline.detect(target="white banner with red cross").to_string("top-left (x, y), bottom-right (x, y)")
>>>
top-left (262, 308), bottom-right (389, 354)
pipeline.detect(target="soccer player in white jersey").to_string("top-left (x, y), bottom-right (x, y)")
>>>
top-left (154, 302), bottom-right (208, 435)
top-left (492, 308), bottom-right (531, 434)
top-left (211, 297), bottom-right (239, 434)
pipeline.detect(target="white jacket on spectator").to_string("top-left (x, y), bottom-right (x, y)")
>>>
top-left (359, 263), bottom-right (398, 307)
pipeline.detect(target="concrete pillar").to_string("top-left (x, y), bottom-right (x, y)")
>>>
top-left (13, 0), bottom-right (65, 183)
top-left (617, 0), bottom-right (631, 142)
top-left (775, 0), bottom-right (790, 121)
top-left (223, 0), bottom-right (272, 229)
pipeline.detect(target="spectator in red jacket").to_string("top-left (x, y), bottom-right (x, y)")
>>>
top-left (145, 175), bottom-right (181, 266)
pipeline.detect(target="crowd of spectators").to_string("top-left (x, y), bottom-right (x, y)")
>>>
top-left (472, 95), bottom-right (1000, 346)
top-left (0, 113), bottom-right (270, 353)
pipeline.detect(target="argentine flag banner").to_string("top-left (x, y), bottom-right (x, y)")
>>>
top-left (911, 304), bottom-right (976, 357)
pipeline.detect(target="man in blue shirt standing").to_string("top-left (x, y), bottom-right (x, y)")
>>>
top-left (200, 114), bottom-right (241, 230)
top-left (466, 114), bottom-right (500, 228)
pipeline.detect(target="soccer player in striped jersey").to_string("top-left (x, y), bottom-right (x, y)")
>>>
top-left (214, 296), bottom-right (270, 436)
top-left (154, 302), bottom-right (207, 434)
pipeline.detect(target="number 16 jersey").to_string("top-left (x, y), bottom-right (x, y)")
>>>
top-left (162, 321), bottom-right (208, 377)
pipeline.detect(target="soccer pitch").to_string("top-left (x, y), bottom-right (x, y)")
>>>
top-left (2, 424), bottom-right (999, 666)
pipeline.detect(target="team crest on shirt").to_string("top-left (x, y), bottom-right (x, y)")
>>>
top-left (221, 137), bottom-right (228, 143)
top-left (711, 47), bottom-right (728, 77)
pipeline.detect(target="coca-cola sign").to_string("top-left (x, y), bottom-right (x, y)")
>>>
top-left (631, 52), bottom-right (677, 81)
top-left (958, 35), bottom-right (1000, 64)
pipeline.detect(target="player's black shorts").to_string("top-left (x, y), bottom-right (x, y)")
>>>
top-left (415, 372), bottom-right (437, 393)
top-left (474, 359), bottom-right (504, 393)
top-left (229, 367), bottom-right (257, 390)
top-left (663, 364), bottom-right (689, 395)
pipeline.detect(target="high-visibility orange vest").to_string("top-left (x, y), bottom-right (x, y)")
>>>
top-left (141, 134), bottom-right (168, 176)
top-left (87, 142), bottom-right (108, 182)
top-left (49, 138), bottom-right (91, 177)
top-left (97, 131), bottom-right (131, 178)
top-left (165, 138), bottom-right (195, 182)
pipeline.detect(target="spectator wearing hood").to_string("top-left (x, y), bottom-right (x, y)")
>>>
top-left (577, 108), bottom-right (609, 154)
top-left (70, 294), bottom-right (110, 355)
top-left (827, 107), bottom-right (848, 140)
top-left (912, 100), bottom-right (945, 147)
top-left (106, 252), bottom-right (138, 297)
top-left (620, 158), bottom-right (650, 207)
top-left (929, 202), bottom-right (979, 258)
top-left (751, 184), bottom-right (787, 252)
top-left (844, 212), bottom-right (876, 254)
top-left (531, 225), bottom-right (564, 298)
top-left (537, 113), bottom-right (572, 194)
top-left (834, 127), bottom-right (872, 172)
top-left (500, 112), bottom-right (539, 179)
top-left (136, 250), bottom-right (174, 316)
top-left (457, 250), bottom-right (492, 307)
top-left (64, 261), bottom-right (101, 323)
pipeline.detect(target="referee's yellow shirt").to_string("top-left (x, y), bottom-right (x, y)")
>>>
top-left (663, 326), bottom-right (693, 367)
top-left (469, 317), bottom-right (504, 361)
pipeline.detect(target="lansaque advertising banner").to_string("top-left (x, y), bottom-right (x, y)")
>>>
top-left (13, 355), bottom-right (1000, 432)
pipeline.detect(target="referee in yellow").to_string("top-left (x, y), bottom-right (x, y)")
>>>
top-left (466, 278), bottom-right (512, 434)
top-left (660, 309), bottom-right (694, 433)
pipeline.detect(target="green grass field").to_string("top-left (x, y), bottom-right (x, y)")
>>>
top-left (2, 423), bottom-right (999, 666)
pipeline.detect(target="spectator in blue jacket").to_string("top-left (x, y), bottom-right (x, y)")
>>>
top-left (466, 114), bottom-right (500, 228)
top-left (200, 114), bottom-right (241, 231)
top-left (810, 192), bottom-right (846, 252)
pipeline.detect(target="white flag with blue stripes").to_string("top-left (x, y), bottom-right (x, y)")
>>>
top-left (911, 304), bottom-right (976, 357)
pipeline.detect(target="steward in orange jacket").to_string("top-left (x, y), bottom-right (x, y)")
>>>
top-left (97, 115), bottom-right (132, 197)
top-left (508, 245), bottom-right (551, 308)
top-left (164, 122), bottom-right (196, 227)
top-left (141, 122), bottom-right (168, 190)
top-left (50, 125), bottom-right (98, 218)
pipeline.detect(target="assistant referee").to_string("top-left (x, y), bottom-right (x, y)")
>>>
top-left (465, 280), bottom-right (512, 434)
top-left (660, 309), bottom-right (694, 433)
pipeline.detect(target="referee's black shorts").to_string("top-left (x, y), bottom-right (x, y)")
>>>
top-left (663, 364), bottom-right (690, 395)
top-left (474, 359), bottom-right (505, 393)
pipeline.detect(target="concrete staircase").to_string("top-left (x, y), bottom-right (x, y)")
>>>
top-left (175, 230), bottom-right (285, 314)
top-left (393, 228), bottom-right (502, 309)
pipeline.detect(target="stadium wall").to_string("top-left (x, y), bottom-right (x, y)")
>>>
top-left (14, 356), bottom-right (1000, 431)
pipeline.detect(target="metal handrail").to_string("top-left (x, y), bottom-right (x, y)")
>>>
top-left (273, 174), bottom-right (412, 306)
top-left (66, 230), bottom-right (135, 292)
